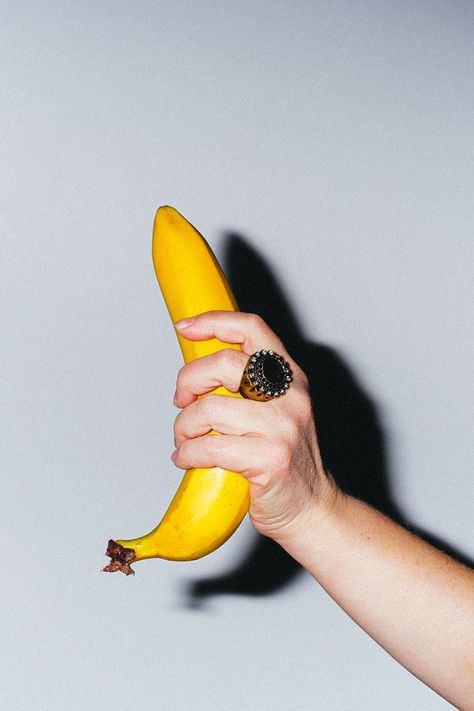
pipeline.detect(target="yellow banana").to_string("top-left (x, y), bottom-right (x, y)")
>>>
top-left (103, 206), bottom-right (250, 575)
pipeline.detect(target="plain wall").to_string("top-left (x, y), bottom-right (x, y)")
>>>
top-left (2, 1), bottom-right (473, 709)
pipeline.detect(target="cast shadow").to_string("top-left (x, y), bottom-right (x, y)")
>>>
top-left (185, 232), bottom-right (472, 607)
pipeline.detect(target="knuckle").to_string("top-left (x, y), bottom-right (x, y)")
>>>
top-left (177, 435), bottom-right (220, 469)
top-left (282, 420), bottom-right (300, 445)
top-left (203, 392), bottom-right (217, 411)
top-left (218, 348), bottom-right (240, 371)
top-left (202, 434), bottom-right (220, 458)
top-left (179, 438), bottom-right (191, 456)
top-left (246, 312), bottom-right (265, 329)
top-left (296, 394), bottom-right (313, 424)
top-left (180, 438), bottom-right (197, 463)
top-left (198, 393), bottom-right (219, 417)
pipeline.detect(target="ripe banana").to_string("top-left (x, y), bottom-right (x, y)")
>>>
top-left (103, 206), bottom-right (250, 575)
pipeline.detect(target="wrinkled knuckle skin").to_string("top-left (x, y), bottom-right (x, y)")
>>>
top-left (182, 438), bottom-right (197, 463)
top-left (200, 393), bottom-right (219, 415)
top-left (227, 348), bottom-right (244, 369)
top-left (203, 434), bottom-right (221, 461)
top-left (195, 395), bottom-right (211, 418)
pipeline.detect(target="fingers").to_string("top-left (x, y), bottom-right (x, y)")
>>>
top-left (172, 433), bottom-right (260, 474)
top-left (171, 311), bottom-right (313, 482)
top-left (174, 310), bottom-right (309, 398)
top-left (171, 432), bottom-right (284, 486)
top-left (173, 393), bottom-right (276, 446)
top-left (175, 311), bottom-right (288, 360)
top-left (174, 349), bottom-right (249, 408)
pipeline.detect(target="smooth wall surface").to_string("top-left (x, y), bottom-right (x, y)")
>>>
top-left (2, 2), bottom-right (473, 709)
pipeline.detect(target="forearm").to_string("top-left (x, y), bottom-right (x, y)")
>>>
top-left (278, 491), bottom-right (474, 708)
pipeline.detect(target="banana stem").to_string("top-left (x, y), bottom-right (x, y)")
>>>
top-left (102, 540), bottom-right (136, 575)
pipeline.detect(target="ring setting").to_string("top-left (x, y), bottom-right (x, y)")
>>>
top-left (239, 350), bottom-right (293, 401)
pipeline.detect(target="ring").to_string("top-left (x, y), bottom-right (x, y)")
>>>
top-left (239, 350), bottom-right (293, 401)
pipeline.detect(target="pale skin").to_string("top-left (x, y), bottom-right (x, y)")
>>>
top-left (172, 310), bottom-right (474, 709)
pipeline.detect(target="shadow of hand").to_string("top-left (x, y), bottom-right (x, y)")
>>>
top-left (185, 231), bottom-right (472, 607)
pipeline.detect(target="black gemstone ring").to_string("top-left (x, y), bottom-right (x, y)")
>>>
top-left (239, 350), bottom-right (293, 401)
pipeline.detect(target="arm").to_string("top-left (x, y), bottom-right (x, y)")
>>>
top-left (278, 492), bottom-right (474, 709)
top-left (172, 310), bottom-right (474, 709)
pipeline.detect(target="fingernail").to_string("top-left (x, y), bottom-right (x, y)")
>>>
top-left (175, 317), bottom-right (195, 331)
top-left (171, 449), bottom-right (177, 462)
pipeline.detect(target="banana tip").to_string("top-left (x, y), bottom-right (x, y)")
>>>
top-left (102, 539), bottom-right (136, 576)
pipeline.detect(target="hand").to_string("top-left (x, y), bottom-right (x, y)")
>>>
top-left (172, 310), bottom-right (339, 541)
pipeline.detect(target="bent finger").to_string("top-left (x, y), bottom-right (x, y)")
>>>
top-left (171, 433), bottom-right (274, 483)
top-left (174, 349), bottom-right (248, 408)
top-left (175, 310), bottom-right (289, 360)
top-left (173, 393), bottom-right (278, 447)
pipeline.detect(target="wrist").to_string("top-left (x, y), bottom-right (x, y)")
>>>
top-left (272, 472), bottom-right (346, 555)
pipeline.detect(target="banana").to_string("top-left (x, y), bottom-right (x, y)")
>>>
top-left (103, 206), bottom-right (250, 575)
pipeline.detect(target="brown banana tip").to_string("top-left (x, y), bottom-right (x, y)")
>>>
top-left (102, 539), bottom-right (136, 576)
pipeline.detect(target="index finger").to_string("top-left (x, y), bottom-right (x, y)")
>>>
top-left (174, 310), bottom-right (288, 359)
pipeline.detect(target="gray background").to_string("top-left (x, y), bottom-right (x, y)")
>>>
top-left (1, 1), bottom-right (473, 709)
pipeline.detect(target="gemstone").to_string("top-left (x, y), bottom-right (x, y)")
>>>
top-left (262, 356), bottom-right (283, 384)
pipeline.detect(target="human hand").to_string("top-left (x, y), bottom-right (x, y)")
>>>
top-left (171, 311), bottom-right (339, 542)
